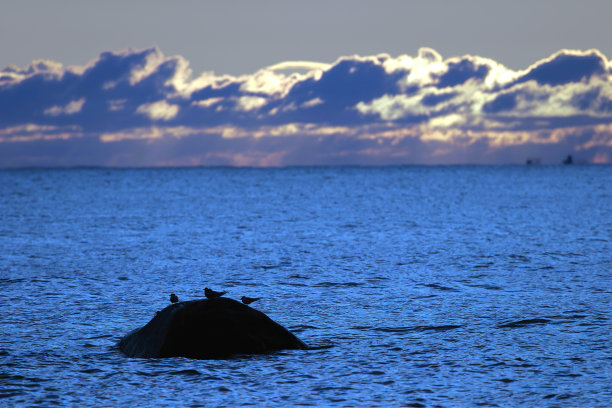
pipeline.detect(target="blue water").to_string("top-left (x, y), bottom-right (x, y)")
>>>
top-left (1, 166), bottom-right (611, 407)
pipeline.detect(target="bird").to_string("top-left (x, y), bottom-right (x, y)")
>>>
top-left (170, 293), bottom-right (179, 303)
top-left (241, 296), bottom-right (261, 305)
top-left (204, 287), bottom-right (226, 299)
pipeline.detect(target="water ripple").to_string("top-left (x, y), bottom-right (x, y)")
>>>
top-left (497, 318), bottom-right (551, 328)
top-left (375, 325), bottom-right (463, 333)
top-left (1, 166), bottom-right (610, 407)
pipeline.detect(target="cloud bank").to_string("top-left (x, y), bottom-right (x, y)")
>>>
top-left (1, 47), bottom-right (611, 167)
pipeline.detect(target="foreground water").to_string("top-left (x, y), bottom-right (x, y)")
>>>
top-left (1, 166), bottom-right (611, 407)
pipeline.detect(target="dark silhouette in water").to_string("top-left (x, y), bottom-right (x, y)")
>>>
top-left (525, 157), bottom-right (541, 165)
top-left (170, 293), bottom-right (179, 303)
top-left (241, 296), bottom-right (261, 305)
top-left (563, 154), bottom-right (573, 164)
top-left (497, 318), bottom-right (551, 328)
top-left (204, 287), bottom-right (226, 299)
top-left (117, 297), bottom-right (307, 359)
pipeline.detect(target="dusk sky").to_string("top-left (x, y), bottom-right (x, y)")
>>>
top-left (2, 0), bottom-right (612, 166)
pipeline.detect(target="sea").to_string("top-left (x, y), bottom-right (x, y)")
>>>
top-left (1, 165), bottom-right (611, 407)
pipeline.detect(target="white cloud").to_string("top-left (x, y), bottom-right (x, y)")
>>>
top-left (136, 100), bottom-right (179, 120)
top-left (129, 47), bottom-right (165, 85)
top-left (429, 114), bottom-right (466, 128)
top-left (239, 70), bottom-right (290, 95)
top-left (266, 60), bottom-right (331, 72)
top-left (44, 98), bottom-right (85, 116)
top-left (301, 97), bottom-right (324, 108)
top-left (236, 96), bottom-right (268, 111)
top-left (99, 126), bottom-right (198, 142)
top-left (192, 97), bottom-right (224, 108)
top-left (402, 48), bottom-right (446, 87)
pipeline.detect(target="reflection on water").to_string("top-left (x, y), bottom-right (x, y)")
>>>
top-left (1, 166), bottom-right (611, 406)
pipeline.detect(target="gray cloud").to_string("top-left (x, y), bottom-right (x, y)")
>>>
top-left (1, 47), bottom-right (611, 166)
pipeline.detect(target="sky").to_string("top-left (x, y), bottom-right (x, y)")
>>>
top-left (1, 0), bottom-right (612, 166)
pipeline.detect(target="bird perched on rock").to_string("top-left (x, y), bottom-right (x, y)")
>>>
top-left (205, 287), bottom-right (226, 299)
top-left (241, 296), bottom-right (261, 305)
top-left (170, 293), bottom-right (179, 303)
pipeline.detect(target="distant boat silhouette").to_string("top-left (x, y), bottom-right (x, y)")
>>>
top-left (525, 158), bottom-right (541, 165)
top-left (563, 155), bottom-right (573, 165)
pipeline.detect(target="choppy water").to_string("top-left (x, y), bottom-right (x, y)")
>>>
top-left (1, 166), bottom-right (611, 407)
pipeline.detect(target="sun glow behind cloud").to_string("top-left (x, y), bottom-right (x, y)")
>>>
top-left (1, 46), bottom-right (611, 167)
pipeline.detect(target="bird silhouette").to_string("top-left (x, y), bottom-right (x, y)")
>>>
top-left (204, 287), bottom-right (226, 299)
top-left (241, 296), bottom-right (261, 305)
top-left (170, 293), bottom-right (179, 303)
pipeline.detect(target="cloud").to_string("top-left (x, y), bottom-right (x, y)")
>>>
top-left (44, 98), bottom-right (86, 116)
top-left (435, 58), bottom-right (490, 88)
top-left (136, 100), bottom-right (179, 120)
top-left (513, 49), bottom-right (607, 87)
top-left (265, 60), bottom-right (331, 72)
top-left (1, 47), bottom-right (611, 166)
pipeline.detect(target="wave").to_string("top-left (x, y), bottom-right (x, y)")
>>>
top-left (375, 325), bottom-right (463, 333)
top-left (497, 318), bottom-right (550, 328)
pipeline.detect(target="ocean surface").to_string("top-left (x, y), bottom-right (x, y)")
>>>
top-left (1, 166), bottom-right (611, 407)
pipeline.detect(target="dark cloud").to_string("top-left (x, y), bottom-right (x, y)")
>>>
top-left (287, 57), bottom-right (403, 107)
top-left (191, 82), bottom-right (244, 100)
top-left (0, 47), bottom-right (177, 131)
top-left (435, 58), bottom-right (490, 88)
top-left (482, 92), bottom-right (518, 113)
top-left (421, 92), bottom-right (457, 107)
top-left (512, 49), bottom-right (607, 86)
top-left (572, 88), bottom-right (602, 111)
top-left (261, 56), bottom-right (407, 125)
top-left (570, 87), bottom-right (612, 114)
